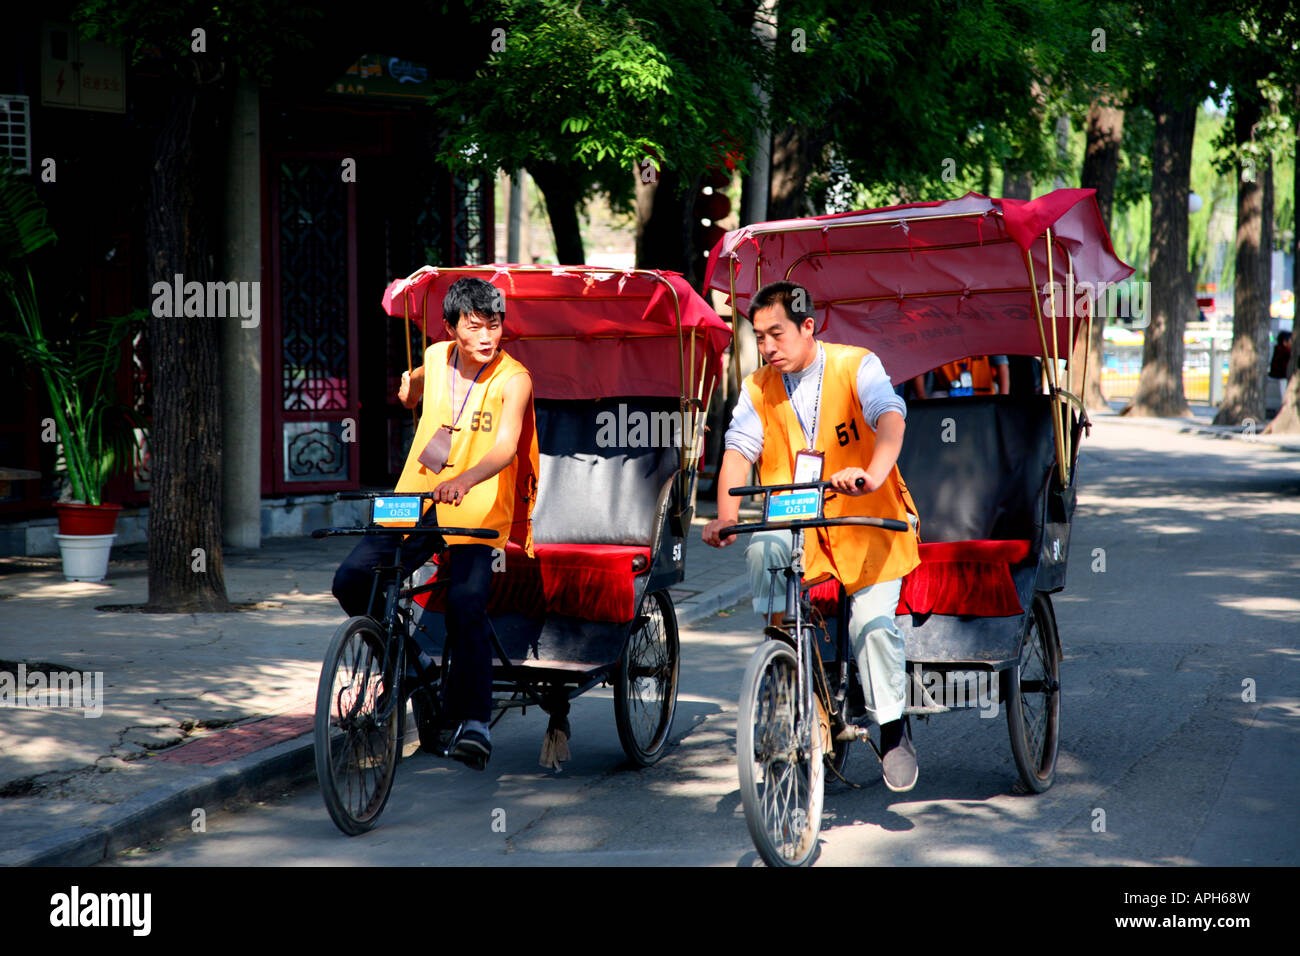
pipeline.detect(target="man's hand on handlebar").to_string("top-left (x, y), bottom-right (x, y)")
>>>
top-left (829, 467), bottom-right (879, 496)
top-left (432, 476), bottom-right (473, 505)
top-left (702, 518), bottom-right (738, 549)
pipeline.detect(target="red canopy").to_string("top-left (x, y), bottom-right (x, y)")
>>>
top-left (381, 266), bottom-right (731, 401)
top-left (704, 189), bottom-right (1134, 384)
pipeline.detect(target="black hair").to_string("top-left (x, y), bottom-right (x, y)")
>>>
top-left (749, 280), bottom-right (815, 328)
top-left (442, 277), bottom-right (505, 327)
top-left (1280, 330), bottom-right (1292, 344)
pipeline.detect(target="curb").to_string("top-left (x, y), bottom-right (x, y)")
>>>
top-left (1, 731), bottom-right (316, 867)
top-left (676, 573), bottom-right (751, 625)
top-left (6, 575), bottom-right (754, 866)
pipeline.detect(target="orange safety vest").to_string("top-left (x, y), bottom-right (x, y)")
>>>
top-left (744, 341), bottom-right (921, 592)
top-left (938, 356), bottom-right (995, 394)
top-left (396, 342), bottom-right (539, 553)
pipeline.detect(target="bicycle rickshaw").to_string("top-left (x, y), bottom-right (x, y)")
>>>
top-left (312, 265), bottom-right (731, 836)
top-left (704, 189), bottom-right (1134, 865)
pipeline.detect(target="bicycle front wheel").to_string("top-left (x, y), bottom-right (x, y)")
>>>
top-left (314, 616), bottom-right (400, 835)
top-left (737, 639), bottom-right (825, 867)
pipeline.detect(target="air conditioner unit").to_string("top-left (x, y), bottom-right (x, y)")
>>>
top-left (0, 95), bottom-right (32, 175)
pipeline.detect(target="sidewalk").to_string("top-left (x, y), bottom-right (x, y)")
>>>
top-left (1093, 402), bottom-right (1300, 452)
top-left (0, 510), bottom-right (754, 866)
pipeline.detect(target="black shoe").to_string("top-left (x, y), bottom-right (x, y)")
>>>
top-left (879, 717), bottom-right (918, 793)
top-left (450, 726), bottom-right (492, 770)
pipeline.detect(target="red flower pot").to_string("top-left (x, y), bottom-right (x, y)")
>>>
top-left (55, 502), bottom-right (122, 536)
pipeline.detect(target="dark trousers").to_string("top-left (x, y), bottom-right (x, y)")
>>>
top-left (331, 510), bottom-right (496, 723)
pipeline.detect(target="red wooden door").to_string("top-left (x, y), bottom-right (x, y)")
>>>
top-left (265, 155), bottom-right (361, 493)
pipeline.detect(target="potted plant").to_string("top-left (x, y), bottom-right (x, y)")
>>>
top-left (0, 159), bottom-right (145, 581)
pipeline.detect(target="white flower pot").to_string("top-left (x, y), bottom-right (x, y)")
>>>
top-left (54, 533), bottom-right (117, 582)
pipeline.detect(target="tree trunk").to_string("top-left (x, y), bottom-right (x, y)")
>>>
top-left (1213, 97), bottom-right (1272, 426)
top-left (1265, 104), bottom-right (1300, 434)
top-left (1002, 164), bottom-right (1033, 200)
top-left (769, 124), bottom-right (823, 221)
top-left (635, 166), bottom-right (696, 279)
top-left (1073, 99), bottom-right (1124, 410)
top-left (525, 160), bottom-right (586, 265)
top-left (145, 79), bottom-right (232, 612)
top-left (1125, 98), bottom-right (1196, 418)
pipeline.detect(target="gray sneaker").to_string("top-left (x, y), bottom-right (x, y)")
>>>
top-left (880, 718), bottom-right (918, 792)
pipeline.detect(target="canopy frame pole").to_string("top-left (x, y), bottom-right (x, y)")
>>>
top-left (420, 283), bottom-right (430, 364)
top-left (1045, 228), bottom-right (1071, 474)
top-left (728, 261), bottom-right (743, 398)
top-left (403, 291), bottom-right (417, 431)
top-left (689, 378), bottom-right (715, 512)
top-left (648, 272), bottom-right (689, 490)
top-left (1081, 272), bottom-right (1094, 455)
top-left (744, 208), bottom-right (1001, 238)
top-left (1024, 242), bottom-right (1070, 488)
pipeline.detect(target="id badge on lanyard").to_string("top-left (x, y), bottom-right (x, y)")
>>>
top-left (794, 449), bottom-right (824, 484)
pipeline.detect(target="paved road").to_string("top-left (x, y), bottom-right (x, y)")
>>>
top-left (104, 419), bottom-right (1300, 866)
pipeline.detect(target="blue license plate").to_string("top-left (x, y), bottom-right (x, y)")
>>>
top-left (372, 496), bottom-right (422, 526)
top-left (766, 489), bottom-right (821, 523)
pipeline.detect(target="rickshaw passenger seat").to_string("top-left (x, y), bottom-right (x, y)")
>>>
top-left (531, 397), bottom-right (680, 547)
top-left (895, 394), bottom-right (1057, 546)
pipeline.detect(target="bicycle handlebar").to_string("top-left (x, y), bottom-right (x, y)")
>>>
top-left (717, 515), bottom-right (909, 538)
top-left (717, 477), bottom-right (908, 538)
top-left (729, 477), bottom-right (866, 496)
top-left (311, 526), bottom-right (498, 539)
top-left (316, 491), bottom-right (497, 539)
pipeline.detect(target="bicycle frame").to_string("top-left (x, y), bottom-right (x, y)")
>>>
top-left (725, 480), bottom-right (910, 754)
top-left (313, 491), bottom-right (499, 727)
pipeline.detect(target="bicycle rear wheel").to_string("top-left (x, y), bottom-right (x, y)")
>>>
top-left (315, 616), bottom-right (400, 835)
top-left (737, 639), bottom-right (825, 867)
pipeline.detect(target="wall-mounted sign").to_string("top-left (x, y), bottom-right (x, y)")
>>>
top-left (331, 55), bottom-right (431, 102)
top-left (41, 21), bottom-right (126, 113)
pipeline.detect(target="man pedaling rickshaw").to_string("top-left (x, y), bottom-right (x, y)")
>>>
top-left (332, 277), bottom-right (538, 771)
top-left (702, 280), bottom-right (924, 792)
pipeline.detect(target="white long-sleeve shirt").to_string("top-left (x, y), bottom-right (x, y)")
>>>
top-left (724, 342), bottom-right (905, 463)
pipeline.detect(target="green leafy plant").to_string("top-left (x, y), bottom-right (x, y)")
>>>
top-left (0, 159), bottom-right (145, 506)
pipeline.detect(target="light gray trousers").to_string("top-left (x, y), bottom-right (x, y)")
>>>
top-left (746, 530), bottom-right (906, 725)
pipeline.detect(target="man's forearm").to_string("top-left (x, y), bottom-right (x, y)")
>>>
top-left (716, 448), bottom-right (752, 522)
top-left (456, 440), bottom-right (516, 488)
top-left (866, 411), bottom-right (905, 484)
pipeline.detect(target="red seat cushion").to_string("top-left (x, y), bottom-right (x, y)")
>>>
top-left (809, 539), bottom-right (1031, 619)
top-left (414, 542), bottom-right (650, 623)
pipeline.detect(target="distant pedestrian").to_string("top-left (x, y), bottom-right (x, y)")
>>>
top-left (1267, 330), bottom-right (1292, 417)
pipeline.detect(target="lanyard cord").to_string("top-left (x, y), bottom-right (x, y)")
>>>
top-left (782, 343), bottom-right (824, 449)
top-left (449, 349), bottom-right (488, 428)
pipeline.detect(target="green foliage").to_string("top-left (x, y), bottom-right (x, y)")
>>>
top-left (72, 0), bottom-right (320, 81)
top-left (769, 0), bottom-right (1112, 206)
top-left (429, 0), bottom-right (762, 208)
top-left (0, 160), bottom-right (144, 505)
